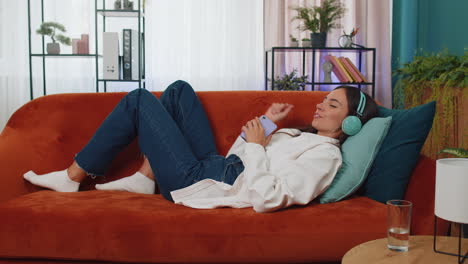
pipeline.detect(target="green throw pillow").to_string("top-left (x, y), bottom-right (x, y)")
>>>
top-left (319, 116), bottom-right (392, 204)
top-left (361, 101), bottom-right (436, 203)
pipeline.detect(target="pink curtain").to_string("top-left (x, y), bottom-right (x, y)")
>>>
top-left (264, 0), bottom-right (392, 108)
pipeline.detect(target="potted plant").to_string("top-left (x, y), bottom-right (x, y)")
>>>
top-left (439, 148), bottom-right (468, 158)
top-left (292, 0), bottom-right (346, 47)
top-left (302, 38), bottom-right (311, 47)
top-left (272, 69), bottom-right (308, 91)
top-left (114, 0), bottom-right (134, 10)
top-left (394, 50), bottom-right (467, 159)
top-left (289, 34), bottom-right (299, 47)
top-left (36, 22), bottom-right (71, 54)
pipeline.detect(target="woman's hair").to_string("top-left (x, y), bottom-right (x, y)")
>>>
top-left (289, 86), bottom-right (378, 145)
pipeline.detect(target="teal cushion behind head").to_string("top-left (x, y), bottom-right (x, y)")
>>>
top-left (361, 101), bottom-right (436, 203)
top-left (319, 116), bottom-right (392, 203)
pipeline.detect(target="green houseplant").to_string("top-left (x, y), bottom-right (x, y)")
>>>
top-left (439, 148), bottom-right (468, 158)
top-left (292, 0), bottom-right (346, 47)
top-left (289, 34), bottom-right (299, 47)
top-left (272, 69), bottom-right (308, 91)
top-left (302, 38), bottom-right (311, 47)
top-left (393, 50), bottom-right (468, 159)
top-left (36, 22), bottom-right (71, 54)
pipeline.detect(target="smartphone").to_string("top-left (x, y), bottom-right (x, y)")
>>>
top-left (241, 115), bottom-right (278, 140)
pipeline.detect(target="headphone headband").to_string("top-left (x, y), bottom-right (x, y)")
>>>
top-left (356, 91), bottom-right (366, 117)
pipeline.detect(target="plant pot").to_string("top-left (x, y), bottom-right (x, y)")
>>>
top-left (290, 41), bottom-right (299, 47)
top-left (124, 0), bottom-right (134, 10)
top-left (413, 86), bottom-right (467, 159)
top-left (435, 158), bottom-right (468, 229)
top-left (114, 0), bottom-right (122, 9)
top-left (310, 32), bottom-right (327, 47)
top-left (47, 43), bottom-right (60, 54)
top-left (302, 41), bottom-right (311, 47)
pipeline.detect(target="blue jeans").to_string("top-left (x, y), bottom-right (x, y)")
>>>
top-left (75, 80), bottom-right (244, 201)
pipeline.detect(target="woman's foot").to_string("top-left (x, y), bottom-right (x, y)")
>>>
top-left (95, 172), bottom-right (155, 194)
top-left (23, 169), bottom-right (80, 192)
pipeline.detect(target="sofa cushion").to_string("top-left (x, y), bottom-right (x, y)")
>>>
top-left (362, 101), bottom-right (436, 203)
top-left (0, 190), bottom-right (386, 263)
top-left (319, 116), bottom-right (392, 203)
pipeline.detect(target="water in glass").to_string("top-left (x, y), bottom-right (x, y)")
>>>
top-left (387, 227), bottom-right (409, 251)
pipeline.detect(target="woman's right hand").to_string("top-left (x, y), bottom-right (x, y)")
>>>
top-left (242, 117), bottom-right (273, 147)
top-left (264, 103), bottom-right (294, 123)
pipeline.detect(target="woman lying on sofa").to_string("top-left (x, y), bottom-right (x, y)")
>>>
top-left (24, 80), bottom-right (378, 213)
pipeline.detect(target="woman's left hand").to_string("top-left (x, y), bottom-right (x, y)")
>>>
top-left (241, 117), bottom-right (273, 147)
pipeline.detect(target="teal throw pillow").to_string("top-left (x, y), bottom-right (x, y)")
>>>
top-left (319, 116), bottom-right (392, 204)
top-left (361, 101), bottom-right (436, 203)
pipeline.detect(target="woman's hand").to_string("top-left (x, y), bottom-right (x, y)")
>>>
top-left (264, 103), bottom-right (294, 123)
top-left (241, 117), bottom-right (273, 147)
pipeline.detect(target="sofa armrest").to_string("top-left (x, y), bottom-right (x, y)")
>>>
top-left (0, 127), bottom-right (39, 203)
top-left (404, 155), bottom-right (449, 235)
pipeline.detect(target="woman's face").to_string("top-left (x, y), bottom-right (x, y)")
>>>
top-left (311, 89), bottom-right (349, 139)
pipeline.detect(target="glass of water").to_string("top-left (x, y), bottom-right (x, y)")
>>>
top-left (386, 199), bottom-right (412, 252)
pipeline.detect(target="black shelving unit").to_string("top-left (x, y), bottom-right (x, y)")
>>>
top-left (27, 0), bottom-right (145, 100)
top-left (265, 47), bottom-right (376, 98)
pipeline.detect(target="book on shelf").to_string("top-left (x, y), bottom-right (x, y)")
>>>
top-left (324, 55), bottom-right (349, 83)
top-left (339, 57), bottom-right (362, 83)
top-left (344, 57), bottom-right (369, 83)
top-left (334, 56), bottom-right (354, 82)
top-left (325, 55), bottom-right (369, 83)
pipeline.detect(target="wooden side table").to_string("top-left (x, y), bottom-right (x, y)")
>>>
top-left (342, 236), bottom-right (468, 264)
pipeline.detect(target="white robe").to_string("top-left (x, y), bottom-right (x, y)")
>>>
top-left (170, 128), bottom-right (342, 213)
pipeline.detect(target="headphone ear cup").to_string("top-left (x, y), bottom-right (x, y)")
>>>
top-left (342, 116), bottom-right (362, 136)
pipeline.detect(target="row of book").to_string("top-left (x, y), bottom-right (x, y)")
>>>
top-left (324, 55), bottom-right (369, 83)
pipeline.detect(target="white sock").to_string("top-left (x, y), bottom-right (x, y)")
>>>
top-left (95, 172), bottom-right (155, 194)
top-left (23, 169), bottom-right (80, 192)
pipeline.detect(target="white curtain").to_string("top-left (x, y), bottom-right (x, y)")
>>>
top-left (0, 0), bottom-right (98, 130)
top-left (0, 0), bottom-right (264, 130)
top-left (264, 0), bottom-right (393, 108)
top-left (1, 0), bottom-right (30, 132)
top-left (145, 0), bottom-right (264, 91)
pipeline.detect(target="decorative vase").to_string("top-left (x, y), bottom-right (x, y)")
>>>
top-left (47, 43), bottom-right (60, 54)
top-left (310, 32), bottom-right (327, 48)
top-left (114, 0), bottom-right (122, 9)
top-left (302, 40), bottom-right (311, 47)
top-left (124, 0), bottom-right (134, 10)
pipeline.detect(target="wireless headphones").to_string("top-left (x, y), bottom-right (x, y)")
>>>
top-left (342, 91), bottom-right (366, 136)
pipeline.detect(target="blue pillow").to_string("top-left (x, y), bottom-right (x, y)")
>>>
top-left (361, 101), bottom-right (436, 203)
top-left (319, 117), bottom-right (392, 204)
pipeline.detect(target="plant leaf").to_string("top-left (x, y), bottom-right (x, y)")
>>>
top-left (438, 148), bottom-right (468, 158)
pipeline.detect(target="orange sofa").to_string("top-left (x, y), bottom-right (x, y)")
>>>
top-left (0, 91), bottom-right (448, 264)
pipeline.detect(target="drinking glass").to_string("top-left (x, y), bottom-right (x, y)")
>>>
top-left (386, 199), bottom-right (412, 252)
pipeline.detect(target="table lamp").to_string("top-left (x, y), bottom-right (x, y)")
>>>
top-left (434, 158), bottom-right (468, 263)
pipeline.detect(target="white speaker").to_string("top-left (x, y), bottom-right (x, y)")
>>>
top-left (103, 32), bottom-right (119, 80)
